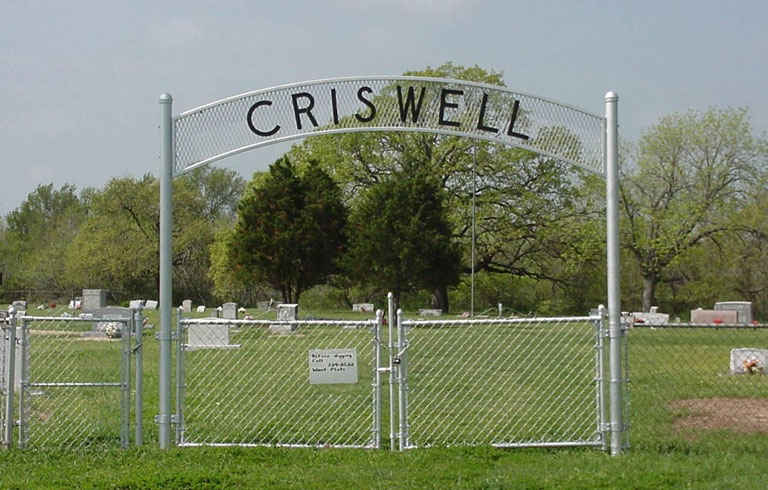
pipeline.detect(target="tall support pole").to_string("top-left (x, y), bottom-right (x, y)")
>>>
top-left (387, 292), bottom-right (396, 451)
top-left (158, 93), bottom-right (174, 448)
top-left (3, 307), bottom-right (17, 448)
top-left (605, 92), bottom-right (623, 455)
top-left (471, 143), bottom-right (477, 318)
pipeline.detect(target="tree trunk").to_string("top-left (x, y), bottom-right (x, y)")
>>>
top-left (430, 285), bottom-right (449, 312)
top-left (392, 289), bottom-right (401, 314)
top-left (642, 275), bottom-right (657, 313)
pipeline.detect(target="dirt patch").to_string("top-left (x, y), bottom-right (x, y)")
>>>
top-left (671, 398), bottom-right (768, 434)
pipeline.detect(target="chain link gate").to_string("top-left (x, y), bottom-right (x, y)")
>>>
top-left (174, 302), bottom-right (609, 451)
top-left (392, 309), bottom-right (608, 449)
top-left (1, 308), bottom-right (144, 449)
top-left (175, 311), bottom-right (384, 447)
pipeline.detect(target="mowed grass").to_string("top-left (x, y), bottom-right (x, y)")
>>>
top-left (3, 308), bottom-right (768, 488)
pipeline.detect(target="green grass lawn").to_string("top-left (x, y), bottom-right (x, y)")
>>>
top-left (3, 307), bottom-right (768, 488)
top-left (1, 442), bottom-right (768, 488)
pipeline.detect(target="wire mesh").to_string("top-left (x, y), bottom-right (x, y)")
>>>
top-left (174, 77), bottom-right (605, 177)
top-left (400, 316), bottom-right (604, 448)
top-left (629, 324), bottom-right (768, 446)
top-left (178, 318), bottom-right (379, 448)
top-left (20, 315), bottom-right (129, 449)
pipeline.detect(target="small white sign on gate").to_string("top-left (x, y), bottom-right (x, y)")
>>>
top-left (309, 349), bottom-right (358, 385)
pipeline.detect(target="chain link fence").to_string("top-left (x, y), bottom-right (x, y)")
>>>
top-left (628, 324), bottom-right (768, 446)
top-left (1, 310), bottom-right (142, 449)
top-left (398, 315), bottom-right (606, 449)
top-left (176, 309), bottom-right (610, 450)
top-left (176, 315), bottom-right (381, 447)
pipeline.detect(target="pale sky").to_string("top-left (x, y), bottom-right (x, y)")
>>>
top-left (2, 0), bottom-right (766, 216)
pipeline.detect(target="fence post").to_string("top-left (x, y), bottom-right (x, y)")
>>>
top-left (596, 304), bottom-right (608, 451)
top-left (17, 314), bottom-right (28, 449)
top-left (387, 292), bottom-right (396, 451)
top-left (134, 307), bottom-right (144, 446)
top-left (397, 309), bottom-right (409, 450)
top-left (158, 93), bottom-right (174, 449)
top-left (3, 306), bottom-right (17, 449)
top-left (605, 92), bottom-right (623, 455)
top-left (373, 310), bottom-right (382, 449)
top-left (120, 316), bottom-right (131, 448)
top-left (175, 306), bottom-right (185, 446)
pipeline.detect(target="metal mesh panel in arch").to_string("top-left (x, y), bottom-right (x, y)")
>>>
top-left (173, 77), bottom-right (606, 176)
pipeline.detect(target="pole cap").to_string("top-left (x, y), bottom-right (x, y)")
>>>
top-left (605, 91), bottom-right (618, 101)
top-left (159, 93), bottom-right (173, 103)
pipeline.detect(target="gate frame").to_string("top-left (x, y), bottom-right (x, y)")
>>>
top-left (2, 309), bottom-right (144, 449)
top-left (158, 79), bottom-right (622, 454)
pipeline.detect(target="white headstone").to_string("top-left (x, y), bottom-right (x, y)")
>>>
top-left (129, 300), bottom-right (144, 309)
top-left (730, 348), bottom-right (768, 375)
top-left (196, 305), bottom-right (206, 313)
top-left (352, 303), bottom-right (375, 312)
top-left (277, 304), bottom-right (298, 321)
top-left (632, 312), bottom-right (669, 325)
top-left (82, 289), bottom-right (107, 311)
top-left (269, 323), bottom-right (299, 335)
top-left (182, 300), bottom-right (192, 313)
top-left (418, 309), bottom-right (443, 317)
top-left (222, 302), bottom-right (238, 320)
top-left (715, 301), bottom-right (753, 324)
top-left (187, 323), bottom-right (238, 351)
top-left (257, 301), bottom-right (271, 311)
top-left (144, 300), bottom-right (158, 310)
top-left (691, 309), bottom-right (738, 325)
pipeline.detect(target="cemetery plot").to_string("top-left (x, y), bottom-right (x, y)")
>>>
top-left (629, 325), bottom-right (768, 444)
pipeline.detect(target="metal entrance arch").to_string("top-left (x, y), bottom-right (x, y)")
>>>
top-left (158, 76), bottom-right (622, 454)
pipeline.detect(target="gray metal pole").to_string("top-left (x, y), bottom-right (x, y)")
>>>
top-left (471, 143), bottom-right (477, 318)
top-left (374, 310), bottom-right (382, 449)
top-left (158, 93), bottom-right (174, 448)
top-left (3, 307), bottom-right (17, 448)
top-left (605, 92), bottom-right (623, 455)
top-left (134, 307), bottom-right (144, 446)
top-left (175, 306), bottom-right (184, 445)
top-left (387, 292), bottom-right (396, 451)
top-left (397, 309), bottom-right (408, 450)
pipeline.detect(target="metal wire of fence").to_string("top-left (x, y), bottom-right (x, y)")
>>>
top-left (398, 315), bottom-right (606, 449)
top-left (18, 315), bottom-right (132, 449)
top-left (176, 315), bottom-right (381, 448)
top-left (628, 323), bottom-right (768, 445)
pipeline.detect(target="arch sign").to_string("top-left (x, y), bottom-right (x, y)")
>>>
top-left (158, 76), bottom-right (622, 453)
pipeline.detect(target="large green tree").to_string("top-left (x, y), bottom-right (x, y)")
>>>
top-left (288, 63), bottom-right (592, 311)
top-left (225, 157), bottom-right (347, 304)
top-left (344, 165), bottom-right (462, 311)
top-left (67, 168), bottom-right (244, 303)
top-left (1, 183), bottom-right (86, 295)
top-left (620, 108), bottom-right (767, 312)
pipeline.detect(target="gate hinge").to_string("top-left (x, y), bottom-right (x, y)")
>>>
top-left (154, 414), bottom-right (179, 425)
top-left (155, 331), bottom-right (178, 341)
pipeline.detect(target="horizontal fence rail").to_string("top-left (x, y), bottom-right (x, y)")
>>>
top-left (628, 323), bottom-right (768, 446)
top-left (398, 315), bottom-right (605, 449)
top-left (176, 316), bottom-right (381, 448)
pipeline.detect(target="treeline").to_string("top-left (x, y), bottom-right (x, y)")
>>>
top-left (1, 64), bottom-right (766, 318)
